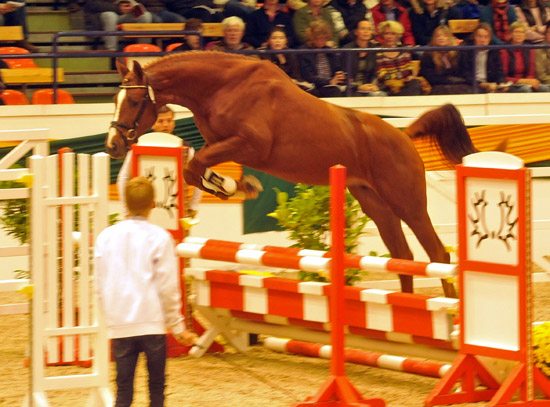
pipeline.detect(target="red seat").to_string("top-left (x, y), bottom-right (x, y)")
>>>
top-left (165, 43), bottom-right (183, 52)
top-left (31, 89), bottom-right (75, 104)
top-left (123, 43), bottom-right (162, 67)
top-left (0, 46), bottom-right (38, 69)
top-left (0, 89), bottom-right (29, 105)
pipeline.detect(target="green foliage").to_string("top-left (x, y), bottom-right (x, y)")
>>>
top-left (268, 184), bottom-right (371, 285)
top-left (0, 180), bottom-right (28, 245)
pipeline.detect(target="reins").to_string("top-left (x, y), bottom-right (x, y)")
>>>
top-left (110, 75), bottom-right (157, 147)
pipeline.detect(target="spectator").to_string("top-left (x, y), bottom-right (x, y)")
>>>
top-left (206, 16), bottom-right (255, 50)
top-left (0, 1), bottom-right (38, 52)
top-left (293, 0), bottom-right (339, 45)
top-left (260, 26), bottom-right (304, 83)
top-left (329, 0), bottom-right (370, 43)
top-left (141, 0), bottom-right (185, 22)
top-left (344, 19), bottom-right (386, 95)
top-left (500, 21), bottom-right (550, 91)
top-left (480, 0), bottom-right (517, 44)
top-left (95, 175), bottom-right (196, 407)
top-left (419, 25), bottom-right (473, 93)
top-left (83, 0), bottom-right (154, 51)
top-left (376, 20), bottom-right (429, 95)
top-left (298, 20), bottom-right (346, 96)
top-left (410, 0), bottom-right (462, 45)
top-left (514, 0), bottom-right (550, 42)
top-left (165, 0), bottom-right (220, 21)
top-left (243, 0), bottom-right (296, 48)
top-left (535, 22), bottom-right (550, 84)
top-left (171, 18), bottom-right (204, 51)
top-left (462, 22), bottom-right (508, 92)
top-left (223, 0), bottom-right (257, 20)
top-left (371, 0), bottom-right (416, 45)
top-left (450, 0), bottom-right (481, 19)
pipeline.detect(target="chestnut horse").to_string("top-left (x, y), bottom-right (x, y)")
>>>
top-left (107, 51), bottom-right (478, 297)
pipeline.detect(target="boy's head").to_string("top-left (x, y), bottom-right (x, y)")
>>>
top-left (125, 176), bottom-right (154, 216)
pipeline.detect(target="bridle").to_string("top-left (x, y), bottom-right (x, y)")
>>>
top-left (110, 76), bottom-right (157, 147)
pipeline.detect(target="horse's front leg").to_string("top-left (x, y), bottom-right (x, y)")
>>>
top-left (184, 137), bottom-right (263, 200)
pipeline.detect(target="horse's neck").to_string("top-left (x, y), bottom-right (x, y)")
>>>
top-left (149, 59), bottom-right (231, 112)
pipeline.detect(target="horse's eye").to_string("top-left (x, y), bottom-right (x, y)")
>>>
top-left (128, 98), bottom-right (139, 107)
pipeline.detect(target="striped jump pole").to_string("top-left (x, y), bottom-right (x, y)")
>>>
top-left (177, 241), bottom-right (457, 279)
top-left (265, 337), bottom-right (451, 379)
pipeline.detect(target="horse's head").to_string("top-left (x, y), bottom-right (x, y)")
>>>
top-left (106, 60), bottom-right (158, 159)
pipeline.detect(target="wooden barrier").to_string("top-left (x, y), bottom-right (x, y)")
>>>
top-left (449, 19), bottom-right (480, 35)
top-left (0, 26), bottom-right (24, 41)
top-left (120, 22), bottom-right (225, 38)
top-left (0, 67), bottom-right (65, 84)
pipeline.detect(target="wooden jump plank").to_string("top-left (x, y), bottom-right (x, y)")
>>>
top-left (449, 19), bottom-right (479, 34)
top-left (120, 22), bottom-right (225, 38)
top-left (0, 26), bottom-right (24, 41)
top-left (0, 68), bottom-right (65, 84)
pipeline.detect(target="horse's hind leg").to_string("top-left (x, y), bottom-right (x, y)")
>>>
top-left (348, 185), bottom-right (415, 293)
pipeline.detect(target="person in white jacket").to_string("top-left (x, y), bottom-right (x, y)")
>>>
top-left (95, 176), bottom-right (195, 407)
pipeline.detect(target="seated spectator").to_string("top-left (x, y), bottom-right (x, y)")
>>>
top-left (450, 0), bottom-right (481, 19)
top-left (223, 0), bottom-right (257, 20)
top-left (371, 0), bottom-right (415, 45)
top-left (293, 0), bottom-right (340, 45)
top-left (376, 20), bottom-right (429, 95)
top-left (298, 20), bottom-right (346, 97)
top-left (205, 16), bottom-right (255, 50)
top-left (171, 18), bottom-right (204, 51)
top-left (462, 22), bottom-right (508, 92)
top-left (260, 26), bottom-right (306, 86)
top-left (84, 0), bottom-right (153, 51)
top-left (500, 21), bottom-right (550, 91)
top-left (0, 1), bottom-right (38, 52)
top-left (165, 0), bottom-right (220, 22)
top-left (141, 0), bottom-right (185, 23)
top-left (535, 22), bottom-right (550, 85)
top-left (419, 25), bottom-right (473, 93)
top-left (514, 0), bottom-right (550, 42)
top-left (480, 0), bottom-right (517, 44)
top-left (243, 0), bottom-right (296, 48)
top-left (410, 0), bottom-right (462, 45)
top-left (329, 0), bottom-right (369, 44)
top-left (344, 19), bottom-right (386, 95)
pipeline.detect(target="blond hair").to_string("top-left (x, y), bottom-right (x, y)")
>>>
top-left (125, 177), bottom-right (154, 216)
top-left (377, 20), bottom-right (404, 37)
top-left (305, 20), bottom-right (332, 46)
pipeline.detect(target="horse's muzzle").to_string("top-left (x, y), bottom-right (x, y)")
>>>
top-left (105, 127), bottom-right (128, 159)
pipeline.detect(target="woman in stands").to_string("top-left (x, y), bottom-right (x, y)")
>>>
top-left (514, 0), bottom-right (550, 43)
top-left (298, 20), bottom-right (346, 97)
top-left (419, 25), bottom-right (473, 94)
top-left (535, 22), bottom-right (550, 86)
top-left (260, 26), bottom-right (303, 84)
top-left (376, 20), bottom-right (429, 96)
top-left (501, 21), bottom-right (550, 92)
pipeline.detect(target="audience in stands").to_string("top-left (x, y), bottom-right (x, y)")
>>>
top-left (206, 16), bottom-right (255, 50)
top-left (419, 25), bottom-right (473, 93)
top-left (293, 0), bottom-right (340, 45)
top-left (462, 22), bottom-right (508, 92)
top-left (0, 1), bottom-right (38, 52)
top-left (514, 0), bottom-right (550, 42)
top-left (260, 26), bottom-right (306, 85)
top-left (535, 22), bottom-right (550, 85)
top-left (243, 0), bottom-right (296, 48)
top-left (371, 0), bottom-right (415, 45)
top-left (500, 21), bottom-right (550, 91)
top-left (141, 0), bottom-right (185, 23)
top-left (344, 19), bottom-right (386, 95)
top-left (329, 0), bottom-right (369, 44)
top-left (409, 0), bottom-right (462, 45)
top-left (449, 0), bottom-right (481, 19)
top-left (171, 18), bottom-right (204, 51)
top-left (298, 20), bottom-right (346, 96)
top-left (223, 0), bottom-right (257, 19)
top-left (165, 0), bottom-right (220, 21)
top-left (84, 0), bottom-right (153, 51)
top-left (376, 20), bottom-right (428, 95)
top-left (480, 0), bottom-right (517, 44)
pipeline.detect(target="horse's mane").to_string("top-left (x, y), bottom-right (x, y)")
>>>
top-left (144, 51), bottom-right (258, 72)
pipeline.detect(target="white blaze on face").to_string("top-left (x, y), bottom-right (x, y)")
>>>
top-left (106, 89), bottom-right (127, 149)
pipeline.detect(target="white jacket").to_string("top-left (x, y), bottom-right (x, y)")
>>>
top-left (94, 217), bottom-right (185, 339)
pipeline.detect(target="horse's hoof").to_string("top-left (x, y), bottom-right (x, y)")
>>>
top-left (237, 175), bottom-right (263, 199)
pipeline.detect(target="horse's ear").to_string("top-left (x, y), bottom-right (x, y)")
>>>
top-left (494, 136), bottom-right (509, 152)
top-left (132, 60), bottom-right (144, 81)
top-left (116, 59), bottom-right (130, 78)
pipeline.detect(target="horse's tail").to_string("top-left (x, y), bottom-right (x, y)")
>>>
top-left (404, 103), bottom-right (478, 165)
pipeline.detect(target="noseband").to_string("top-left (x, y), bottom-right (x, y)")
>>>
top-left (110, 77), bottom-right (157, 147)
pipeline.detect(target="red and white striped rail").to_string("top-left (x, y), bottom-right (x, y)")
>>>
top-left (264, 337), bottom-right (452, 378)
top-left (179, 238), bottom-right (457, 278)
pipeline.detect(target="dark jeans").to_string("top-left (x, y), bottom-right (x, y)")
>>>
top-left (112, 334), bottom-right (167, 407)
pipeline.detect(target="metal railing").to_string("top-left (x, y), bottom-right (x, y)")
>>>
top-left (1, 29), bottom-right (549, 103)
